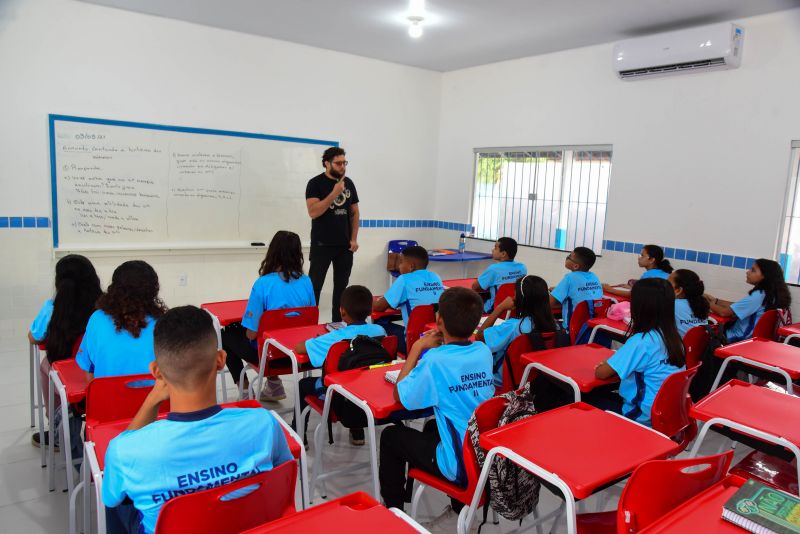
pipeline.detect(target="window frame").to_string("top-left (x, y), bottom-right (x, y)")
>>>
top-left (468, 144), bottom-right (613, 254)
top-left (775, 140), bottom-right (800, 285)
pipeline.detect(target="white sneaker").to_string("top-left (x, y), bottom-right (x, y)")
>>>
top-left (259, 378), bottom-right (287, 402)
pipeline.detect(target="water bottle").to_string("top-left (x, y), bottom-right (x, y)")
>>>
top-left (458, 233), bottom-right (466, 255)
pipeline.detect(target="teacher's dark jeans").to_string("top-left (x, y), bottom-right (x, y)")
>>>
top-left (309, 245), bottom-right (353, 322)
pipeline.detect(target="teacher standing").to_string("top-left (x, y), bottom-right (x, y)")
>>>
top-left (305, 147), bottom-right (360, 322)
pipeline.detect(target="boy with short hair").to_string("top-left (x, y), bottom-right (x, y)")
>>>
top-left (102, 305), bottom-right (293, 534)
top-left (373, 245), bottom-right (445, 354)
top-left (549, 246), bottom-right (603, 330)
top-left (379, 287), bottom-right (494, 511)
top-left (294, 285), bottom-right (386, 445)
top-left (472, 237), bottom-right (527, 312)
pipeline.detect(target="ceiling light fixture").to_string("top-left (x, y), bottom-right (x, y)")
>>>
top-left (406, 0), bottom-right (425, 39)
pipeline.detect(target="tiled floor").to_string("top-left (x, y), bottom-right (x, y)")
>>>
top-left (0, 337), bottom-right (751, 533)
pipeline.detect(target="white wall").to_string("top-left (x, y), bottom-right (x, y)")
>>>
top-left (436, 9), bottom-right (800, 305)
top-left (0, 0), bottom-right (444, 338)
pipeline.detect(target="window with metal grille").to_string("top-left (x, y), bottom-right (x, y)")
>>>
top-left (470, 146), bottom-right (613, 252)
top-left (777, 141), bottom-right (800, 284)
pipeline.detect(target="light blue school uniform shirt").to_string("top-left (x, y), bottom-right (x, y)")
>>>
top-left (102, 406), bottom-right (293, 534)
top-left (305, 323), bottom-right (387, 368)
top-left (397, 342), bottom-right (494, 482)
top-left (30, 299), bottom-right (54, 341)
top-left (241, 272), bottom-right (316, 332)
top-left (76, 310), bottom-right (156, 378)
top-left (727, 289), bottom-right (766, 342)
top-left (477, 261), bottom-right (527, 312)
top-left (550, 271), bottom-right (603, 329)
top-left (674, 299), bottom-right (708, 338)
top-left (383, 269), bottom-right (445, 326)
top-left (483, 317), bottom-right (533, 386)
top-left (640, 269), bottom-right (670, 280)
top-left (607, 331), bottom-right (683, 426)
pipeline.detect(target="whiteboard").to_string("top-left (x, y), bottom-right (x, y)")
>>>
top-left (48, 115), bottom-right (336, 249)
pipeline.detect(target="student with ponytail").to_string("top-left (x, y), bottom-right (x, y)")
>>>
top-left (28, 254), bottom-right (102, 448)
top-left (669, 269), bottom-right (710, 337)
top-left (603, 244), bottom-right (673, 297)
top-left (594, 278), bottom-right (685, 426)
top-left (705, 259), bottom-right (791, 342)
top-left (476, 275), bottom-right (559, 386)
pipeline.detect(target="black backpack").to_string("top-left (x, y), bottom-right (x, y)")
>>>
top-left (325, 335), bottom-right (393, 440)
top-left (689, 324), bottom-right (728, 401)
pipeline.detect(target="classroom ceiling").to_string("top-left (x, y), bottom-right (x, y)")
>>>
top-left (80, 0), bottom-right (800, 71)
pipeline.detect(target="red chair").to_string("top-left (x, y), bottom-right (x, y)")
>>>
top-left (154, 459), bottom-right (298, 534)
top-left (576, 451), bottom-right (733, 533)
top-left (569, 299), bottom-right (611, 345)
top-left (752, 309), bottom-right (779, 341)
top-left (405, 304), bottom-right (437, 356)
top-left (682, 326), bottom-right (709, 369)
top-left (497, 332), bottom-right (557, 394)
top-left (493, 283), bottom-right (517, 318)
top-left (409, 396), bottom-right (508, 531)
top-left (650, 365), bottom-right (700, 452)
top-left (241, 306), bottom-right (319, 396)
top-left (85, 374), bottom-right (171, 430)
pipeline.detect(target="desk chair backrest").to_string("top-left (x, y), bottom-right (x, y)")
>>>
top-left (322, 336), bottom-right (399, 375)
top-left (650, 364), bottom-right (700, 452)
top-left (464, 396), bottom-right (509, 494)
top-left (85, 374), bottom-right (171, 427)
top-left (388, 240), bottom-right (418, 253)
top-left (682, 326), bottom-right (710, 370)
top-left (752, 309), bottom-right (780, 341)
top-left (569, 299), bottom-right (611, 345)
top-left (617, 451), bottom-right (733, 533)
top-left (493, 283), bottom-right (517, 318)
top-left (154, 460), bottom-right (297, 534)
top-left (406, 304), bottom-right (437, 355)
top-left (40, 334), bottom-right (84, 362)
top-left (498, 333), bottom-right (557, 393)
top-left (258, 306), bottom-right (320, 356)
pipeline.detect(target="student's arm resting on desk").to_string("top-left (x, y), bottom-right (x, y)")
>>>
top-left (373, 296), bottom-right (390, 312)
top-left (602, 283), bottom-right (631, 296)
top-left (393, 330), bottom-right (442, 403)
top-left (306, 180), bottom-right (345, 219)
top-left (126, 377), bottom-right (169, 431)
top-left (475, 297), bottom-right (514, 341)
top-left (704, 293), bottom-right (735, 317)
top-left (294, 339), bottom-right (307, 354)
top-left (550, 273), bottom-right (570, 308)
top-left (594, 360), bottom-right (618, 380)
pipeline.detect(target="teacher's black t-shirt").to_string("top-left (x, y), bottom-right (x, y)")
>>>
top-left (305, 173), bottom-right (359, 247)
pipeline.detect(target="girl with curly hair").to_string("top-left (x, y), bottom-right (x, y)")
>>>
top-left (76, 260), bottom-right (167, 378)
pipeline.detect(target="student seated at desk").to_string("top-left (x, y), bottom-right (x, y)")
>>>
top-left (594, 279), bottom-right (685, 426)
top-left (222, 230), bottom-right (316, 402)
top-left (293, 285), bottom-right (385, 446)
top-left (102, 305), bottom-right (293, 534)
top-left (379, 287), bottom-right (494, 511)
top-left (668, 269), bottom-right (710, 337)
top-left (704, 258), bottom-right (791, 343)
top-left (472, 237), bottom-right (527, 312)
top-left (604, 244), bottom-right (673, 297)
top-left (549, 246), bottom-right (603, 330)
top-left (373, 245), bottom-right (445, 354)
top-left (29, 254), bottom-right (102, 450)
top-left (476, 275), bottom-right (560, 387)
top-left (76, 260), bottom-right (166, 380)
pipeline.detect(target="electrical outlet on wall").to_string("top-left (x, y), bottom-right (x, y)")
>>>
top-left (178, 273), bottom-right (188, 287)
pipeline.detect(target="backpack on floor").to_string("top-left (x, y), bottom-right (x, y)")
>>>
top-left (467, 383), bottom-right (540, 527)
top-left (327, 335), bottom-right (393, 435)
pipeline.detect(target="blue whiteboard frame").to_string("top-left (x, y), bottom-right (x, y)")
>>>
top-left (48, 114), bottom-right (338, 248)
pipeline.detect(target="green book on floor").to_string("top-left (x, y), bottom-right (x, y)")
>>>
top-left (722, 479), bottom-right (800, 534)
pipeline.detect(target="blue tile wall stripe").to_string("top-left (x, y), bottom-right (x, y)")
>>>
top-left (601, 239), bottom-right (762, 271)
top-left (0, 216), bottom-right (50, 229)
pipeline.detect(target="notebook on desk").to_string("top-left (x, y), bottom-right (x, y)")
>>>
top-left (385, 369), bottom-right (400, 385)
top-left (722, 479), bottom-right (800, 534)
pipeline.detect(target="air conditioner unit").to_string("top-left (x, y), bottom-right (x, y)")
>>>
top-left (613, 23), bottom-right (744, 80)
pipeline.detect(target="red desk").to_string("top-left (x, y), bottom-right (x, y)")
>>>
top-left (712, 338), bottom-right (800, 392)
top-left (688, 380), bottom-right (800, 492)
top-left (586, 317), bottom-right (630, 344)
top-left (779, 323), bottom-right (800, 344)
top-left (464, 403), bottom-right (682, 533)
top-left (242, 492), bottom-right (424, 533)
top-left (315, 363), bottom-right (407, 498)
top-left (603, 289), bottom-right (630, 303)
top-left (710, 312), bottom-right (732, 325)
top-left (442, 277), bottom-right (478, 289)
top-left (638, 475), bottom-right (746, 533)
top-left (519, 344), bottom-right (618, 400)
top-left (201, 300), bottom-right (247, 327)
top-left (371, 295), bottom-right (401, 321)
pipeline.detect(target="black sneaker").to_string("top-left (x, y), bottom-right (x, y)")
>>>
top-left (349, 428), bottom-right (365, 446)
top-left (31, 431), bottom-right (59, 452)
